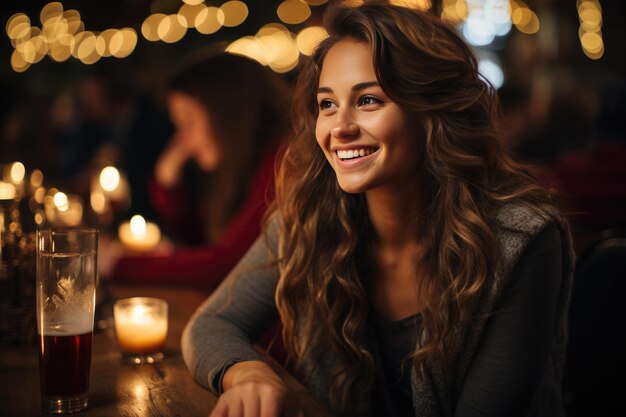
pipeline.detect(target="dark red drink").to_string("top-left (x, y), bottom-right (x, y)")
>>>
top-left (39, 332), bottom-right (92, 397)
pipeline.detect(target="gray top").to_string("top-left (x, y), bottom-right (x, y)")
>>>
top-left (181, 205), bottom-right (575, 417)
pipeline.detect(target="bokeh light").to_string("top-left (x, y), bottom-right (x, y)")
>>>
top-left (256, 23), bottom-right (299, 73)
top-left (40, 2), bottom-right (64, 26)
top-left (0, 182), bottom-right (16, 200)
top-left (389, 0), bottom-right (431, 10)
top-left (11, 50), bottom-right (30, 72)
top-left (226, 37), bottom-right (268, 65)
top-left (30, 169), bottom-right (44, 188)
top-left (296, 26), bottom-right (328, 56)
top-left (179, 3), bottom-right (206, 28)
top-left (53, 191), bottom-right (69, 211)
top-left (461, 0), bottom-right (512, 46)
top-left (142, 14), bottom-right (166, 41)
top-left (130, 215), bottom-right (147, 237)
top-left (10, 162), bottom-right (26, 183)
top-left (441, 0), bottom-right (468, 23)
top-left (220, 1), bottom-right (248, 28)
top-left (578, 0), bottom-right (604, 59)
top-left (110, 28), bottom-right (137, 58)
top-left (195, 7), bottom-right (224, 35)
top-left (158, 14), bottom-right (187, 43)
top-left (97, 29), bottom-right (119, 57)
top-left (90, 189), bottom-right (106, 214)
top-left (277, 1), bottom-right (311, 25)
top-left (6, 13), bottom-right (31, 40)
top-left (479, 57), bottom-right (504, 89)
top-left (100, 166), bottom-right (121, 192)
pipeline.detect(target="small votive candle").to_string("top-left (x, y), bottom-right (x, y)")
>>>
top-left (118, 215), bottom-right (161, 251)
top-left (113, 297), bottom-right (168, 364)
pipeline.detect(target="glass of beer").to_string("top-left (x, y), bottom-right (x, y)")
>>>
top-left (36, 228), bottom-right (98, 414)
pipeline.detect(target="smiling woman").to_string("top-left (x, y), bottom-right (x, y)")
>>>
top-left (182, 2), bottom-right (575, 417)
top-left (315, 39), bottom-right (422, 195)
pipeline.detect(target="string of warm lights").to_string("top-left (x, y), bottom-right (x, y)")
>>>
top-left (577, 0), bottom-right (603, 60)
top-left (4, 0), bottom-right (330, 74)
top-left (6, 2), bottom-right (138, 72)
top-left (2, 0), bottom-right (607, 74)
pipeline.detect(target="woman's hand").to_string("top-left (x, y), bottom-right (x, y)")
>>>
top-left (210, 360), bottom-right (304, 417)
top-left (154, 140), bottom-right (192, 188)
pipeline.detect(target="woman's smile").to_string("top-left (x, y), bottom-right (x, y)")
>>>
top-left (333, 146), bottom-right (381, 168)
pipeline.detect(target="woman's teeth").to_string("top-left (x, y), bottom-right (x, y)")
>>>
top-left (336, 148), bottom-right (376, 160)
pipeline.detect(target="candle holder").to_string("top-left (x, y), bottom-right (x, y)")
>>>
top-left (113, 297), bottom-right (168, 364)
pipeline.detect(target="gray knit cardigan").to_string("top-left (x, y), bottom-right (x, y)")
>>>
top-left (182, 204), bottom-right (575, 417)
top-left (302, 205), bottom-right (575, 416)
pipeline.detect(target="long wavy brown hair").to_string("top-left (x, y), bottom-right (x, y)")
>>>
top-left (272, 2), bottom-right (556, 415)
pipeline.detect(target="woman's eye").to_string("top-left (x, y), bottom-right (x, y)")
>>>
top-left (318, 99), bottom-right (335, 110)
top-left (358, 96), bottom-right (382, 106)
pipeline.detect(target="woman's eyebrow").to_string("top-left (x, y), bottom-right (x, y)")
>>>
top-left (351, 81), bottom-right (379, 92)
top-left (317, 81), bottom-right (380, 94)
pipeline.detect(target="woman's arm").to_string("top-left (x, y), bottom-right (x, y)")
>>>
top-left (455, 225), bottom-right (563, 417)
top-left (181, 220), bottom-right (281, 394)
top-left (181, 220), bottom-right (303, 417)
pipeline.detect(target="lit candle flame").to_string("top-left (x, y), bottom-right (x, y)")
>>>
top-left (133, 304), bottom-right (146, 318)
top-left (53, 191), bottom-right (69, 211)
top-left (100, 166), bottom-right (120, 192)
top-left (129, 215), bottom-right (147, 238)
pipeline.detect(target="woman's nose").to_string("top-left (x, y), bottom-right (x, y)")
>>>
top-left (330, 109), bottom-right (359, 139)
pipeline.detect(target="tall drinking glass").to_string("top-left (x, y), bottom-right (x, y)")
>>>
top-left (36, 228), bottom-right (98, 414)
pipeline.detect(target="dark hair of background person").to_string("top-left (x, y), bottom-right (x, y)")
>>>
top-left (272, 2), bottom-right (558, 414)
top-left (167, 52), bottom-right (290, 243)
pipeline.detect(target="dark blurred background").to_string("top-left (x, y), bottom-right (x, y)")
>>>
top-left (0, 0), bottom-right (328, 221)
top-left (1, 1), bottom-right (625, 230)
top-left (1, 1), bottom-right (625, 415)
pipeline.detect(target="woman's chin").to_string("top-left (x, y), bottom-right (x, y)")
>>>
top-left (337, 179), bottom-right (368, 195)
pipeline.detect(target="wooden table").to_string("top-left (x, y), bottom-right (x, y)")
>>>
top-left (0, 282), bottom-right (333, 417)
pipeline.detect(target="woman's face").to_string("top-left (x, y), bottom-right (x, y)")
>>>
top-left (315, 39), bottom-right (422, 194)
top-left (168, 91), bottom-right (221, 171)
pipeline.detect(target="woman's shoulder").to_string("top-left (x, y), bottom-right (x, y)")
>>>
top-left (494, 203), bottom-right (567, 259)
top-left (492, 203), bottom-right (574, 279)
top-left (495, 203), bottom-right (555, 233)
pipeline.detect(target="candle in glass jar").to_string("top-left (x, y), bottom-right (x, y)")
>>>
top-left (114, 297), bottom-right (168, 363)
top-left (118, 215), bottom-right (161, 251)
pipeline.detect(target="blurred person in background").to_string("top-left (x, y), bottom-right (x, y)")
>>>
top-left (101, 52), bottom-right (290, 290)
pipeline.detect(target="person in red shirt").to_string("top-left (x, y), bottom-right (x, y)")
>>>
top-left (101, 52), bottom-right (290, 291)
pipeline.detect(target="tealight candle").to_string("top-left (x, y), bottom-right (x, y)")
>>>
top-left (113, 297), bottom-right (168, 364)
top-left (118, 215), bottom-right (161, 251)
